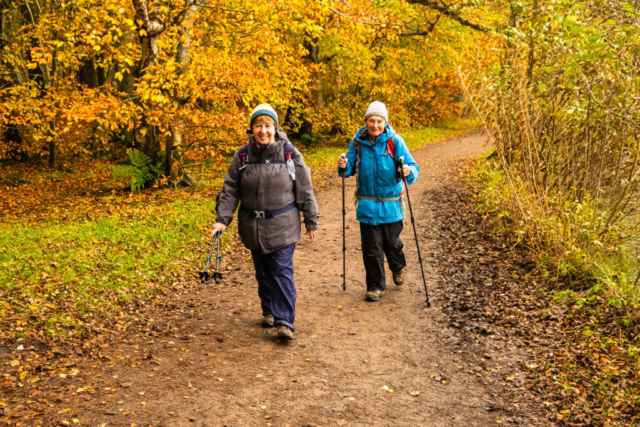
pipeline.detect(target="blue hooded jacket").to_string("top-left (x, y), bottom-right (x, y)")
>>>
top-left (338, 124), bottom-right (419, 225)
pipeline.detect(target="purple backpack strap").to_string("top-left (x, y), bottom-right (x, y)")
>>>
top-left (284, 142), bottom-right (295, 162)
top-left (238, 144), bottom-right (249, 166)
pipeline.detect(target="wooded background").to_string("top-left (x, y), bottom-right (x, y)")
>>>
top-left (0, 0), bottom-right (495, 185)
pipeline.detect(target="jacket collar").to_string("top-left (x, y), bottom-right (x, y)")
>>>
top-left (245, 129), bottom-right (290, 159)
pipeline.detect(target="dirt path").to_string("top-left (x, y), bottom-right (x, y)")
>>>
top-left (37, 131), bottom-right (553, 426)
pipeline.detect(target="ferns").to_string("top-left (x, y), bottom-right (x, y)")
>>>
top-left (112, 149), bottom-right (165, 191)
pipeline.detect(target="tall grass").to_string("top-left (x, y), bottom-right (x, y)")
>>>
top-left (463, 0), bottom-right (640, 304)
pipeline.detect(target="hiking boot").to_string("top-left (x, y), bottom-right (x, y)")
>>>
top-left (276, 325), bottom-right (294, 341)
top-left (393, 269), bottom-right (405, 286)
top-left (365, 289), bottom-right (385, 302)
top-left (261, 314), bottom-right (274, 328)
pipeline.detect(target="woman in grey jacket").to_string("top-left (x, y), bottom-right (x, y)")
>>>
top-left (211, 104), bottom-right (319, 341)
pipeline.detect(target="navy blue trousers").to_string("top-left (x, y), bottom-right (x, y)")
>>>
top-left (250, 243), bottom-right (296, 331)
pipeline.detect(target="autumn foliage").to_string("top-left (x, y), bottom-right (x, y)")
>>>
top-left (0, 0), bottom-right (495, 181)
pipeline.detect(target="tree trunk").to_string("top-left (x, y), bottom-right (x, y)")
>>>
top-left (132, 0), bottom-right (165, 164)
top-left (132, 0), bottom-right (164, 76)
top-left (167, 0), bottom-right (206, 187)
top-left (48, 120), bottom-right (57, 168)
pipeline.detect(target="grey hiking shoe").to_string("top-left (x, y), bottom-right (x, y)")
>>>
top-left (261, 314), bottom-right (274, 328)
top-left (393, 269), bottom-right (405, 286)
top-left (365, 289), bottom-right (385, 302)
top-left (276, 325), bottom-right (294, 341)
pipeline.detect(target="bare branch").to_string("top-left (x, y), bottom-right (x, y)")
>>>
top-left (399, 14), bottom-right (441, 36)
top-left (406, 0), bottom-right (492, 32)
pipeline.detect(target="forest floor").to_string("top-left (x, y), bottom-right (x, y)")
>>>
top-left (2, 131), bottom-right (560, 426)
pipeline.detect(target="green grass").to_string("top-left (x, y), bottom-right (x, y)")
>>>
top-left (0, 197), bottom-right (222, 336)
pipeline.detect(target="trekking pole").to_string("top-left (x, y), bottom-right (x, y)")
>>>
top-left (213, 232), bottom-right (223, 284)
top-left (398, 156), bottom-right (431, 307)
top-left (199, 233), bottom-right (218, 283)
top-left (339, 153), bottom-right (347, 291)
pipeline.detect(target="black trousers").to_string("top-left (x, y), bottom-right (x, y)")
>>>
top-left (360, 220), bottom-right (406, 291)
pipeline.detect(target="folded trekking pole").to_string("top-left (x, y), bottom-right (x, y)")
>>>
top-left (339, 153), bottom-right (347, 291)
top-left (200, 231), bottom-right (223, 284)
top-left (399, 156), bottom-right (431, 307)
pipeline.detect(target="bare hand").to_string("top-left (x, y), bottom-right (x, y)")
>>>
top-left (211, 223), bottom-right (226, 239)
top-left (400, 165), bottom-right (410, 177)
top-left (337, 156), bottom-right (347, 169)
top-left (307, 230), bottom-right (318, 241)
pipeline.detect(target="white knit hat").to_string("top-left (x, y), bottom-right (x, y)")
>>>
top-left (363, 101), bottom-right (388, 123)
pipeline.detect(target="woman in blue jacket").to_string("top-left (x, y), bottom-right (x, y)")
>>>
top-left (337, 101), bottom-right (420, 301)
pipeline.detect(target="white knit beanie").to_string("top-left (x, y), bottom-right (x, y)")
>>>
top-left (363, 101), bottom-right (388, 123)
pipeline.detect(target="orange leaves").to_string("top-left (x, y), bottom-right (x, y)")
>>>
top-left (0, 0), bottom-right (497, 170)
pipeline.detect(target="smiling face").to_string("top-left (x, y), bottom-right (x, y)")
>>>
top-left (252, 116), bottom-right (276, 145)
top-left (366, 115), bottom-right (386, 140)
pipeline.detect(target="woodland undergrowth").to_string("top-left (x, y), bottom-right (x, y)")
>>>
top-left (469, 155), bottom-right (639, 426)
top-left (458, 2), bottom-right (640, 424)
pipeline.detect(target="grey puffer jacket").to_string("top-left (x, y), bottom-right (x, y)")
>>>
top-left (216, 129), bottom-right (319, 254)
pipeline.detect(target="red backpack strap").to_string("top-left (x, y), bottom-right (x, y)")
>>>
top-left (386, 136), bottom-right (396, 159)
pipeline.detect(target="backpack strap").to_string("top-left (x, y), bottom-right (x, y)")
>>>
top-left (238, 144), bottom-right (249, 166)
top-left (284, 142), bottom-right (294, 162)
top-left (232, 143), bottom-right (297, 188)
top-left (386, 135), bottom-right (395, 159)
top-left (231, 144), bottom-right (250, 182)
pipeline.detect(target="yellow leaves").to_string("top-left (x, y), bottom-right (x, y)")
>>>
top-left (9, 360), bottom-right (20, 367)
top-left (115, 72), bottom-right (123, 82)
top-left (139, 29), bottom-right (148, 37)
top-left (93, 45), bottom-right (101, 52)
